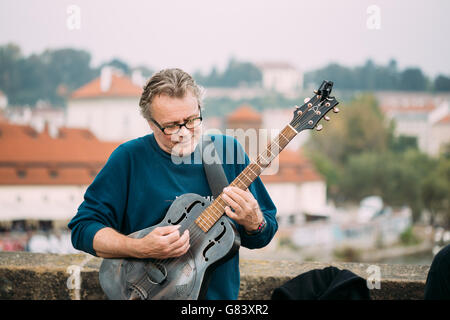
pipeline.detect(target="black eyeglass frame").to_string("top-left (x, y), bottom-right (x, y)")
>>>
top-left (150, 106), bottom-right (203, 135)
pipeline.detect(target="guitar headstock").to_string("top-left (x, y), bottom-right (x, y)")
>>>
top-left (290, 80), bottom-right (339, 132)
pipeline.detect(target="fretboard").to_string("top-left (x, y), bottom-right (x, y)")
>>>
top-left (195, 124), bottom-right (298, 232)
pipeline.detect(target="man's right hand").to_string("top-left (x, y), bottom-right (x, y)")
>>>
top-left (136, 225), bottom-right (190, 259)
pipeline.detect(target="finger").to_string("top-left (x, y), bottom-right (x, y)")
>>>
top-left (223, 187), bottom-right (246, 209)
top-left (154, 225), bottom-right (181, 236)
top-left (172, 237), bottom-right (190, 257)
top-left (163, 228), bottom-right (181, 244)
top-left (224, 206), bottom-right (239, 221)
top-left (230, 187), bottom-right (255, 204)
top-left (222, 192), bottom-right (241, 213)
top-left (169, 230), bottom-right (189, 251)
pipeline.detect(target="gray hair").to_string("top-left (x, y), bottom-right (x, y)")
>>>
top-left (138, 68), bottom-right (204, 121)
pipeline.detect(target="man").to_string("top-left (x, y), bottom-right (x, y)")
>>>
top-left (68, 68), bottom-right (278, 299)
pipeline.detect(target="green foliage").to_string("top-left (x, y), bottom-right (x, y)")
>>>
top-left (194, 58), bottom-right (262, 88)
top-left (305, 93), bottom-right (449, 225)
top-left (333, 247), bottom-right (361, 262)
top-left (0, 43), bottom-right (98, 106)
top-left (304, 58), bottom-right (445, 92)
top-left (434, 75), bottom-right (450, 92)
top-left (277, 237), bottom-right (300, 251)
top-left (399, 68), bottom-right (427, 91)
top-left (399, 226), bottom-right (421, 246)
top-left (422, 157), bottom-right (450, 226)
top-left (0, 43), bottom-right (156, 107)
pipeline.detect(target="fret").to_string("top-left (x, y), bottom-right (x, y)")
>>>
top-left (240, 169), bottom-right (253, 185)
top-left (204, 208), bottom-right (219, 222)
top-left (209, 203), bottom-right (223, 218)
top-left (247, 163), bottom-right (260, 177)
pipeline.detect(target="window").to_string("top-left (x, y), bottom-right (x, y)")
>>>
top-left (17, 169), bottom-right (27, 178)
top-left (49, 169), bottom-right (59, 178)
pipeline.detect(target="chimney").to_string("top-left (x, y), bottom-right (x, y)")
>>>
top-left (100, 66), bottom-right (112, 92)
top-left (132, 69), bottom-right (145, 87)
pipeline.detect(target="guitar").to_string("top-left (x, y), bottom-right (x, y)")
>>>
top-left (99, 80), bottom-right (339, 300)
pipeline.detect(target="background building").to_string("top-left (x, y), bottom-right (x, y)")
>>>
top-left (66, 67), bottom-right (149, 142)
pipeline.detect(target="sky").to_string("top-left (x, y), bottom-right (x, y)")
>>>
top-left (1, 0), bottom-right (450, 77)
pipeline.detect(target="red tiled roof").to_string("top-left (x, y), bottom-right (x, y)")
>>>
top-left (436, 114), bottom-right (450, 124)
top-left (227, 105), bottom-right (262, 122)
top-left (261, 149), bottom-right (322, 183)
top-left (0, 122), bottom-right (120, 185)
top-left (71, 73), bottom-right (142, 99)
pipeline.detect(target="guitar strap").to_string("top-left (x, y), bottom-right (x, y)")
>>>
top-left (200, 135), bottom-right (229, 199)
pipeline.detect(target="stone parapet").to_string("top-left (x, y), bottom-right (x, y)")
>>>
top-left (0, 252), bottom-right (430, 300)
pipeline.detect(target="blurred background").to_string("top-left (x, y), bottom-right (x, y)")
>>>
top-left (0, 0), bottom-right (448, 265)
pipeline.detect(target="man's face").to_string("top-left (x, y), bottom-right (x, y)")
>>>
top-left (148, 91), bottom-right (202, 157)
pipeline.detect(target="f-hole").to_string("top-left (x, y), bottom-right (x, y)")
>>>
top-left (202, 222), bottom-right (226, 261)
top-left (202, 242), bottom-right (215, 262)
top-left (168, 212), bottom-right (186, 225)
top-left (214, 222), bottom-right (226, 242)
top-left (168, 200), bottom-right (202, 225)
top-left (186, 200), bottom-right (202, 213)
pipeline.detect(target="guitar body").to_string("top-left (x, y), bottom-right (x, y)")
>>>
top-left (99, 193), bottom-right (241, 300)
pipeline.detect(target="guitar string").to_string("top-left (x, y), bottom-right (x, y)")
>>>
top-left (146, 101), bottom-right (320, 270)
top-left (131, 101), bottom-right (327, 297)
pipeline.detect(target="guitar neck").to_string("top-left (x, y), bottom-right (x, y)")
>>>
top-left (195, 124), bottom-right (298, 232)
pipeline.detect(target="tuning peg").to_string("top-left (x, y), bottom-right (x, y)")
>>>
top-left (304, 97), bottom-right (311, 103)
top-left (316, 124), bottom-right (323, 131)
top-left (324, 115), bottom-right (330, 121)
top-left (333, 107), bottom-right (340, 113)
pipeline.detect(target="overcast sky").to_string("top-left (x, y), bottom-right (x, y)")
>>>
top-left (1, 0), bottom-right (449, 77)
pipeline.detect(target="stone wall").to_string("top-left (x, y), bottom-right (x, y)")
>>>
top-left (0, 252), bottom-right (430, 300)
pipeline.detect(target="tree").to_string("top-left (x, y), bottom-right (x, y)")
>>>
top-left (194, 58), bottom-right (262, 88)
top-left (221, 58), bottom-right (262, 87)
top-left (339, 152), bottom-right (423, 215)
top-left (434, 75), bottom-right (450, 92)
top-left (40, 48), bottom-right (98, 105)
top-left (0, 43), bottom-right (22, 103)
top-left (422, 157), bottom-right (450, 226)
top-left (100, 58), bottom-right (130, 75)
top-left (304, 93), bottom-right (446, 223)
top-left (306, 94), bottom-right (390, 165)
top-left (0, 44), bottom-right (98, 106)
top-left (398, 68), bottom-right (427, 91)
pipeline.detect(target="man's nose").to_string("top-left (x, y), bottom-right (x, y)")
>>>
top-left (178, 124), bottom-right (191, 136)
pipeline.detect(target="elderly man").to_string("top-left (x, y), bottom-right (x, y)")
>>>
top-left (68, 68), bottom-right (277, 299)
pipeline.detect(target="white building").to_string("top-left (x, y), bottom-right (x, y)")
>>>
top-left (256, 62), bottom-right (303, 97)
top-left (66, 67), bottom-right (150, 142)
top-left (5, 103), bottom-right (65, 138)
top-left (0, 122), bottom-right (120, 252)
top-left (376, 91), bottom-right (450, 156)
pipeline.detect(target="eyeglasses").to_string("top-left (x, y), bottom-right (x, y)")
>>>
top-left (150, 107), bottom-right (203, 135)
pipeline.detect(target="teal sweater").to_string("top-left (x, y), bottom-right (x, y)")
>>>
top-left (68, 133), bottom-right (277, 299)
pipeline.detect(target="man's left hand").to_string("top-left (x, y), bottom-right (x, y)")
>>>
top-left (222, 186), bottom-right (263, 232)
